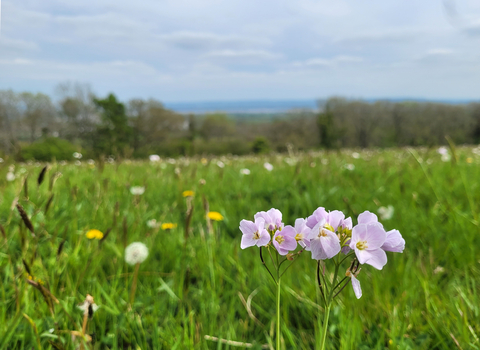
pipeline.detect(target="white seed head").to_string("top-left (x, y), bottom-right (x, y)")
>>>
top-left (125, 242), bottom-right (149, 265)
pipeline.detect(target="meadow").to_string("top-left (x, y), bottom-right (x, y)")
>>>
top-left (0, 145), bottom-right (479, 349)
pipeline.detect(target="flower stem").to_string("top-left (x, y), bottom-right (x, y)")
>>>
top-left (319, 304), bottom-right (331, 350)
top-left (129, 262), bottom-right (140, 306)
top-left (276, 272), bottom-right (281, 350)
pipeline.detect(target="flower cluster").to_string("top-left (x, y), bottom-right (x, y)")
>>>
top-left (240, 207), bottom-right (405, 298)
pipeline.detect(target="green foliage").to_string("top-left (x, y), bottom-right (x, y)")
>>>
top-left (18, 137), bottom-right (78, 161)
top-left (1, 147), bottom-right (480, 348)
top-left (251, 136), bottom-right (270, 154)
top-left (93, 94), bottom-right (133, 156)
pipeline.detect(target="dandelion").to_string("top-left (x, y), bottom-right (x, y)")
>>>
top-left (201, 158), bottom-right (208, 165)
top-left (125, 242), bottom-right (149, 305)
top-left (208, 211), bottom-right (224, 221)
top-left (107, 157), bottom-right (115, 163)
top-left (321, 158), bottom-right (329, 165)
top-left (77, 294), bottom-right (99, 345)
top-left (263, 162), bottom-right (274, 171)
top-left (130, 186), bottom-right (145, 195)
top-left (75, 160), bottom-right (81, 166)
top-left (344, 163), bottom-right (355, 171)
top-left (6, 172), bottom-right (15, 182)
top-left (199, 178), bottom-right (206, 185)
top-left (240, 217), bottom-right (270, 248)
top-left (86, 229), bottom-right (104, 240)
top-left (161, 223), bottom-right (177, 230)
top-left (377, 205), bottom-right (394, 220)
top-left (174, 167), bottom-right (181, 175)
top-left (272, 226), bottom-right (297, 255)
top-left (441, 153), bottom-right (451, 162)
top-left (125, 242), bottom-right (149, 265)
top-left (437, 146), bottom-right (448, 155)
top-left (467, 157), bottom-right (473, 163)
top-left (167, 158), bottom-right (176, 164)
top-left (0, 158), bottom-right (3, 163)
top-left (73, 152), bottom-right (82, 159)
top-left (147, 219), bottom-right (160, 229)
top-left (310, 162), bottom-right (316, 167)
top-left (182, 190), bottom-right (194, 197)
top-left (149, 154), bottom-right (160, 162)
top-left (240, 168), bottom-right (251, 175)
top-left (352, 152), bottom-right (360, 159)
top-left (217, 161), bottom-right (225, 168)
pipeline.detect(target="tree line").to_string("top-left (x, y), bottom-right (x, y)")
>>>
top-left (1, 83), bottom-right (479, 161)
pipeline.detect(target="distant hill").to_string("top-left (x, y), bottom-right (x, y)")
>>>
top-left (163, 98), bottom-right (479, 115)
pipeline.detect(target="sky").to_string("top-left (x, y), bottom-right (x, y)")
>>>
top-left (1, 0), bottom-right (480, 102)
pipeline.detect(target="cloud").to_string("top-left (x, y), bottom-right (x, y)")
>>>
top-left (159, 31), bottom-right (271, 51)
top-left (293, 55), bottom-right (363, 68)
top-left (204, 50), bottom-right (281, 64)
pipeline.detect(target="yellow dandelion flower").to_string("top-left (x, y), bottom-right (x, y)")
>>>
top-left (182, 190), bottom-right (195, 197)
top-left (161, 223), bottom-right (177, 230)
top-left (467, 157), bottom-right (473, 163)
top-left (207, 211), bottom-right (224, 221)
top-left (201, 158), bottom-right (208, 165)
top-left (86, 229), bottom-right (104, 240)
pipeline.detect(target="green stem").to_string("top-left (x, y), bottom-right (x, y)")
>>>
top-left (276, 272), bottom-right (281, 350)
top-left (319, 304), bottom-right (331, 350)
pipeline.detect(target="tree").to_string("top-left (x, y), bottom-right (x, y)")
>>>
top-left (93, 94), bottom-right (133, 156)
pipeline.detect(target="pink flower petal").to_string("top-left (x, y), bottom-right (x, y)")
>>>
top-left (364, 223), bottom-right (386, 249)
top-left (351, 275), bottom-right (362, 299)
top-left (358, 211), bottom-right (378, 224)
top-left (327, 210), bottom-right (345, 230)
top-left (364, 248), bottom-right (388, 270)
top-left (382, 229), bottom-right (405, 253)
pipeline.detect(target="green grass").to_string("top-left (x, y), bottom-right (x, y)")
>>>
top-left (0, 147), bottom-right (479, 349)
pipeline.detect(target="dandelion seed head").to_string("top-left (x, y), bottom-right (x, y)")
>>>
top-left (240, 168), bottom-right (251, 175)
top-left (73, 152), bottom-right (82, 159)
top-left (263, 162), bottom-right (273, 171)
top-left (125, 242), bottom-right (149, 265)
top-left (6, 172), bottom-right (15, 182)
top-left (149, 154), bottom-right (160, 162)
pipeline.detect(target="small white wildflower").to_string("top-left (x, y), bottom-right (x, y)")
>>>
top-left (8, 165), bottom-right (15, 172)
top-left (74, 160), bottom-right (81, 166)
top-left (284, 158), bottom-right (297, 166)
top-left (130, 186), bottom-right (145, 195)
top-left (321, 158), bottom-right (329, 165)
top-left (240, 168), bottom-right (250, 175)
top-left (217, 161), bottom-right (225, 168)
top-left (6, 172), bottom-right (16, 181)
top-left (264, 162), bottom-right (273, 171)
top-left (149, 154), bottom-right (160, 162)
top-left (437, 146), bottom-right (448, 155)
top-left (174, 167), bottom-right (181, 175)
top-left (344, 163), bottom-right (355, 171)
top-left (147, 219), bottom-right (160, 228)
top-left (107, 157), bottom-right (115, 164)
top-left (434, 266), bottom-right (445, 275)
top-left (0, 158), bottom-right (3, 163)
top-left (310, 162), bottom-right (316, 168)
top-left (378, 205), bottom-right (394, 220)
top-left (352, 152), bottom-right (360, 159)
top-left (125, 242), bottom-right (149, 265)
top-left (441, 153), bottom-right (451, 162)
top-left (49, 328), bottom-right (54, 334)
top-left (59, 160), bottom-right (67, 166)
top-left (167, 158), bottom-right (176, 164)
top-left (199, 178), bottom-right (206, 185)
top-left (73, 152), bottom-right (82, 159)
top-left (87, 159), bottom-right (95, 165)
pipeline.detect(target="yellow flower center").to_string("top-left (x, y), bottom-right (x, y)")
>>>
top-left (318, 228), bottom-right (328, 238)
top-left (356, 241), bottom-right (368, 250)
top-left (295, 233), bottom-right (303, 241)
top-left (253, 231), bottom-right (260, 240)
top-left (324, 223), bottom-right (334, 232)
top-left (275, 235), bottom-right (285, 244)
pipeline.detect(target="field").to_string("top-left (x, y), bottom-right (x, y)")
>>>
top-left (1, 146), bottom-right (480, 349)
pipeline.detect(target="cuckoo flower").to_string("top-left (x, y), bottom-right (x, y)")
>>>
top-left (307, 208), bottom-right (345, 232)
top-left (356, 211), bottom-right (405, 253)
top-left (272, 226), bottom-right (297, 255)
top-left (293, 218), bottom-right (311, 250)
top-left (339, 217), bottom-right (353, 254)
top-left (254, 208), bottom-right (283, 232)
top-left (240, 218), bottom-right (270, 249)
top-left (308, 219), bottom-right (341, 260)
top-left (382, 229), bottom-right (405, 253)
top-left (346, 267), bottom-right (362, 299)
top-left (349, 222), bottom-right (387, 270)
